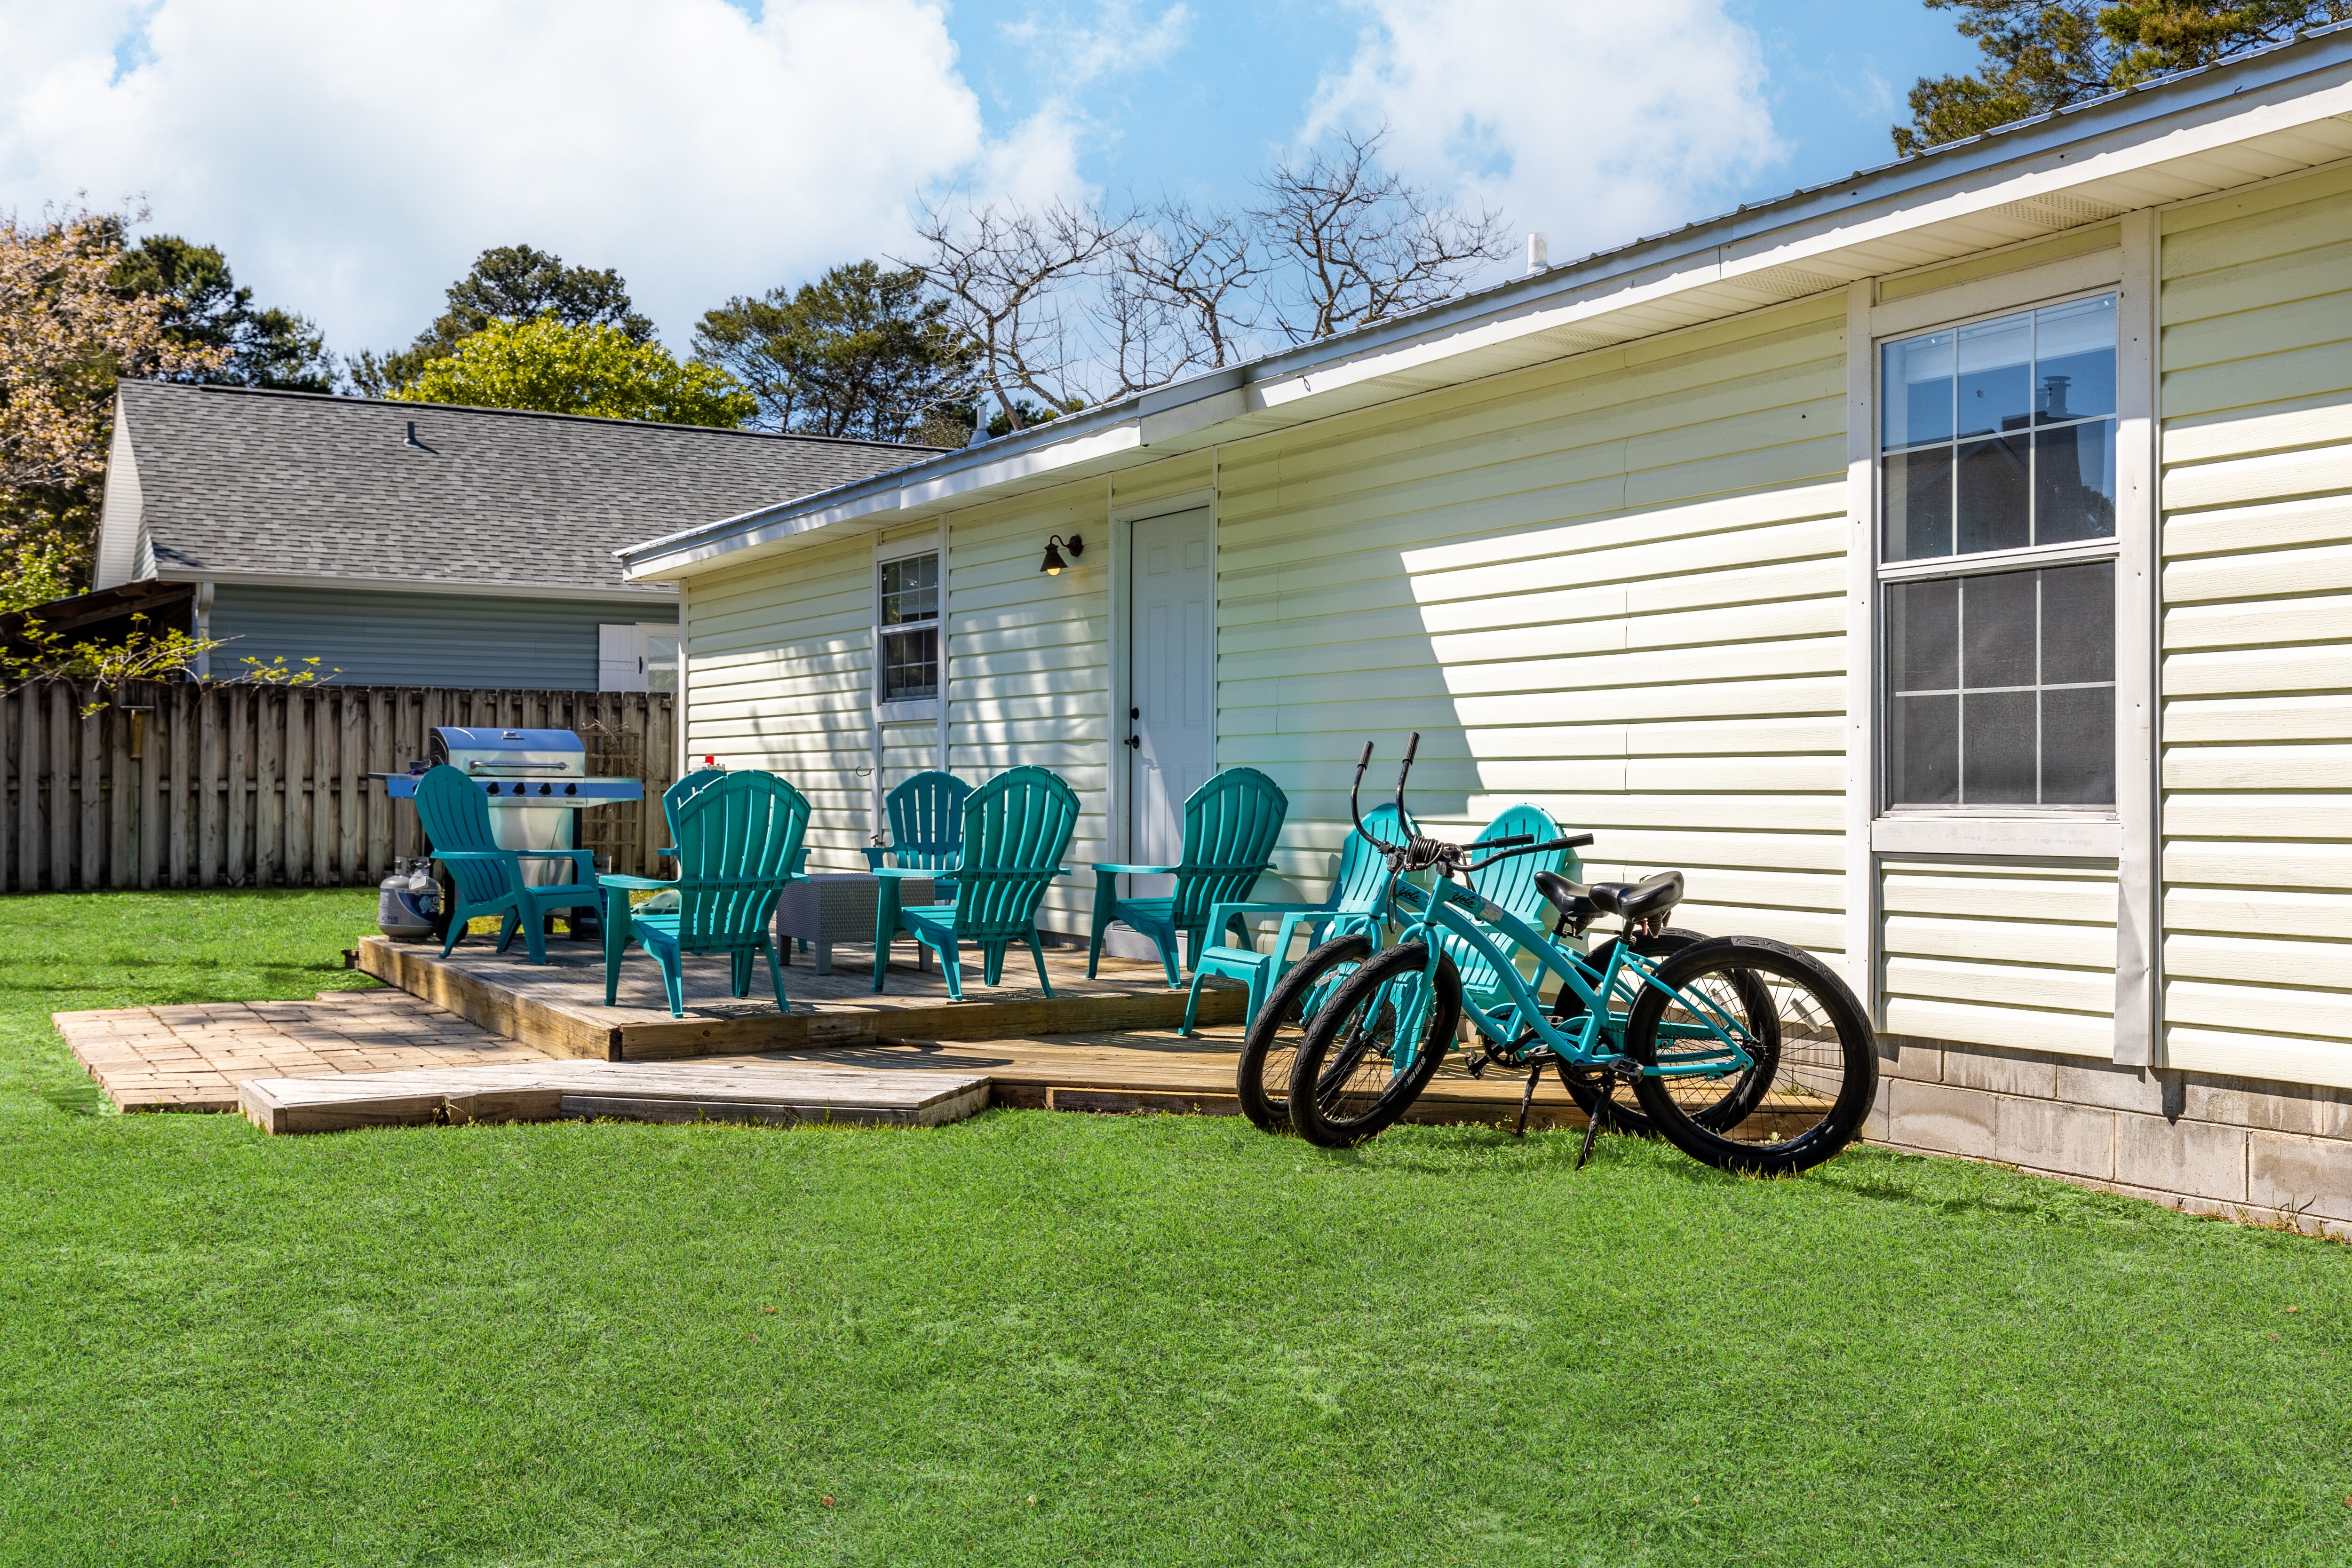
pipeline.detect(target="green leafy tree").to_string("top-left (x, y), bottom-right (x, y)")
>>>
top-left (693, 261), bottom-right (978, 444)
top-left (388, 315), bottom-right (755, 427)
top-left (111, 234), bottom-right (336, 392)
top-left (1898, 1), bottom-right (2351, 154)
top-left (352, 244), bottom-right (656, 395)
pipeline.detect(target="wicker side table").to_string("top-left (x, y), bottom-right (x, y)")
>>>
top-left (776, 872), bottom-right (935, 975)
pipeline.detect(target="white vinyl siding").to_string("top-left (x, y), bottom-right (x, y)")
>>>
top-left (1215, 293), bottom-right (1851, 958)
top-left (1880, 858), bottom-right (2121, 1056)
top-left (943, 483), bottom-right (1122, 937)
top-left (683, 537), bottom-right (875, 873)
top-left (2158, 162), bottom-right (2352, 1088)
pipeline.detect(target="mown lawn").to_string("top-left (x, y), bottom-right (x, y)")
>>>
top-left (1, 890), bottom-right (2348, 1567)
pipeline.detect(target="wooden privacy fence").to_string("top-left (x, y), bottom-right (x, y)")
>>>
top-left (1, 682), bottom-right (677, 893)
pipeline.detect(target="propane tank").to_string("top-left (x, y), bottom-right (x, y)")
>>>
top-left (378, 857), bottom-right (441, 941)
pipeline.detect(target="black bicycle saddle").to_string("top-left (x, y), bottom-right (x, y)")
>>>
top-left (1587, 871), bottom-right (1685, 923)
top-left (1533, 870), bottom-right (1592, 923)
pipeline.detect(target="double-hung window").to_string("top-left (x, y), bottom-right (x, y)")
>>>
top-left (1879, 293), bottom-right (2119, 811)
top-left (877, 550), bottom-right (940, 706)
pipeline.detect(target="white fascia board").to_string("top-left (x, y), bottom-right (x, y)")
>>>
top-left (147, 568), bottom-right (676, 607)
top-left (900, 420), bottom-right (1142, 507)
top-left (626, 420), bottom-right (1146, 581)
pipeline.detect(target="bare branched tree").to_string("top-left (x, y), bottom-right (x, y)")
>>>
top-left (903, 197), bottom-right (1123, 434)
top-left (901, 130), bottom-right (1510, 435)
top-left (1116, 200), bottom-right (1263, 373)
top-left (1248, 127), bottom-right (1510, 345)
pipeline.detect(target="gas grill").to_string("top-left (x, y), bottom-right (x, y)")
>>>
top-left (384, 727), bottom-right (647, 905)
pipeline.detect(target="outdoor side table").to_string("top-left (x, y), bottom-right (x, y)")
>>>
top-left (777, 872), bottom-right (934, 976)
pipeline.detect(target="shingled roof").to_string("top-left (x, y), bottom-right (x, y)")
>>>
top-left (98, 381), bottom-right (943, 595)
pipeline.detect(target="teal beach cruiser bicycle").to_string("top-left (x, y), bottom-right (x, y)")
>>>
top-left (1271, 736), bottom-right (1877, 1175)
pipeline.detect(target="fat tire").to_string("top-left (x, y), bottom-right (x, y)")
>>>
top-left (1625, 935), bottom-right (1877, 1177)
top-left (1234, 932), bottom-right (1374, 1132)
top-left (1287, 942), bottom-right (1461, 1149)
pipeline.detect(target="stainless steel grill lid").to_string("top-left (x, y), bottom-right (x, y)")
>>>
top-left (428, 727), bottom-right (587, 776)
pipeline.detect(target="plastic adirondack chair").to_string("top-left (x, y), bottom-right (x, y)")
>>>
top-left (598, 770), bottom-right (810, 1017)
top-left (416, 764), bottom-right (603, 965)
top-left (1087, 767), bottom-right (1289, 987)
top-left (1438, 803), bottom-right (1572, 1015)
top-left (872, 766), bottom-right (1078, 1001)
top-left (652, 769), bottom-right (805, 901)
top-left (1179, 803), bottom-right (1413, 1035)
top-left (861, 770), bottom-right (971, 898)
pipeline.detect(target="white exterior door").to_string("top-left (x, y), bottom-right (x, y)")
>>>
top-left (1128, 507), bottom-right (1214, 899)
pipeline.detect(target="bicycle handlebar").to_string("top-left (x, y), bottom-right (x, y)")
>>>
top-left (1349, 734), bottom-right (1593, 877)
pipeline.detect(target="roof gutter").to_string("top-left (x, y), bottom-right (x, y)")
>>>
top-left (620, 22), bottom-right (2352, 584)
top-left (146, 568), bottom-right (679, 606)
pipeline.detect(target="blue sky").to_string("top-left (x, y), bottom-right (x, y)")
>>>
top-left (942, 0), bottom-right (1980, 235)
top-left (1, 0), bottom-right (1986, 358)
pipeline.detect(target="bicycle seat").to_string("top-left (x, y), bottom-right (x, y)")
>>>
top-left (1587, 871), bottom-right (1685, 922)
top-left (1533, 870), bottom-right (1592, 923)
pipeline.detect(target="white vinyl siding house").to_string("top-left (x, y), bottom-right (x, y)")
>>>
top-left (627, 28), bottom-right (2352, 1223)
top-left (2157, 160), bottom-right (2352, 1088)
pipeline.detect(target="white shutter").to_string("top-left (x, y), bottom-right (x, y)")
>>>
top-left (598, 623), bottom-right (645, 692)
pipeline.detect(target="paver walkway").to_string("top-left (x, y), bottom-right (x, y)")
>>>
top-left (57, 990), bottom-right (549, 1112)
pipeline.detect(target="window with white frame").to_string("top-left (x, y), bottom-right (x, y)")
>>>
top-left (876, 550), bottom-right (939, 705)
top-left (1879, 293), bottom-right (2119, 811)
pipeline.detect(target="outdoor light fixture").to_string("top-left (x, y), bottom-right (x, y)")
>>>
top-left (1040, 533), bottom-right (1084, 575)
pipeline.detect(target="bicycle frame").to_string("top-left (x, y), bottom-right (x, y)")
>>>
top-left (1375, 869), bottom-right (1757, 1081)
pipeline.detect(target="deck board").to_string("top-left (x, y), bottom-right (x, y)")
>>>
top-left (238, 1060), bottom-right (993, 1135)
top-left (359, 934), bottom-right (1246, 1061)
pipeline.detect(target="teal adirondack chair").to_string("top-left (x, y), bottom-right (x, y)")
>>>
top-left (1179, 802), bottom-right (1414, 1035)
top-left (652, 769), bottom-right (805, 906)
top-left (416, 764), bottom-right (603, 965)
top-left (872, 766), bottom-right (1078, 1000)
top-left (1087, 768), bottom-right (1289, 986)
top-left (598, 770), bottom-right (810, 1017)
top-left (862, 770), bottom-right (971, 897)
top-left (1439, 803), bottom-right (1573, 1016)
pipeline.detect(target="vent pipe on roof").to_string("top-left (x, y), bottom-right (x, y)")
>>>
top-left (404, 420), bottom-right (435, 451)
top-left (1525, 232), bottom-right (1549, 275)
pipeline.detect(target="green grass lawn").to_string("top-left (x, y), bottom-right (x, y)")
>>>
top-left (1, 891), bottom-right (2348, 1567)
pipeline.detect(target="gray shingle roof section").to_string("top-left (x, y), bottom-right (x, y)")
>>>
top-left (118, 381), bottom-right (942, 593)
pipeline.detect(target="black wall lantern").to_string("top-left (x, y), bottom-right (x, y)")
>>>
top-left (1040, 533), bottom-right (1084, 575)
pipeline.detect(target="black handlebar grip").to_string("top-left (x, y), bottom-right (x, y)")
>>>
top-left (1356, 740), bottom-right (1374, 772)
top-left (1401, 732), bottom-right (1420, 766)
top-left (1485, 834), bottom-right (1534, 849)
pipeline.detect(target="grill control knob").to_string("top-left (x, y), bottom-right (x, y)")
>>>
top-left (565, 783), bottom-right (578, 796)
top-left (539, 783), bottom-right (552, 795)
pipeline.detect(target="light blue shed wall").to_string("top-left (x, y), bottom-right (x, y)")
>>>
top-left (206, 584), bottom-right (676, 689)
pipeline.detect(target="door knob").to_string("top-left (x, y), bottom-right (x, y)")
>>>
top-left (1125, 735), bottom-right (1142, 749)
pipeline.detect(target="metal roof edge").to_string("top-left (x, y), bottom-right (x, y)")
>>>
top-left (145, 568), bottom-right (678, 605)
top-left (618, 22), bottom-right (2352, 578)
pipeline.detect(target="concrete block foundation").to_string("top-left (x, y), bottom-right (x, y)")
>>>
top-left (1870, 1034), bottom-right (2352, 1238)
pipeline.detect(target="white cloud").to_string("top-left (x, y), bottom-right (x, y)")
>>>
top-left (1302, 0), bottom-right (1782, 271)
top-left (999, 1), bottom-right (1192, 90)
top-left (0, 0), bottom-right (1084, 357)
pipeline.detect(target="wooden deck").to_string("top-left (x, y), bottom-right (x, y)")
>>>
top-left (358, 933), bottom-right (1247, 1062)
top-left (238, 1060), bottom-right (992, 1135)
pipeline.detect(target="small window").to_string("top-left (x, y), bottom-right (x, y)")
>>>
top-left (878, 552), bottom-right (938, 704)
top-left (1878, 295), bottom-right (2119, 813)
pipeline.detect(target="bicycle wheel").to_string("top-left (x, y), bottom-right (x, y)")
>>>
top-left (1549, 927), bottom-right (1709, 1135)
top-left (1234, 931), bottom-right (1373, 1132)
top-left (1625, 936), bottom-right (1877, 1176)
top-left (1287, 942), bottom-right (1461, 1149)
